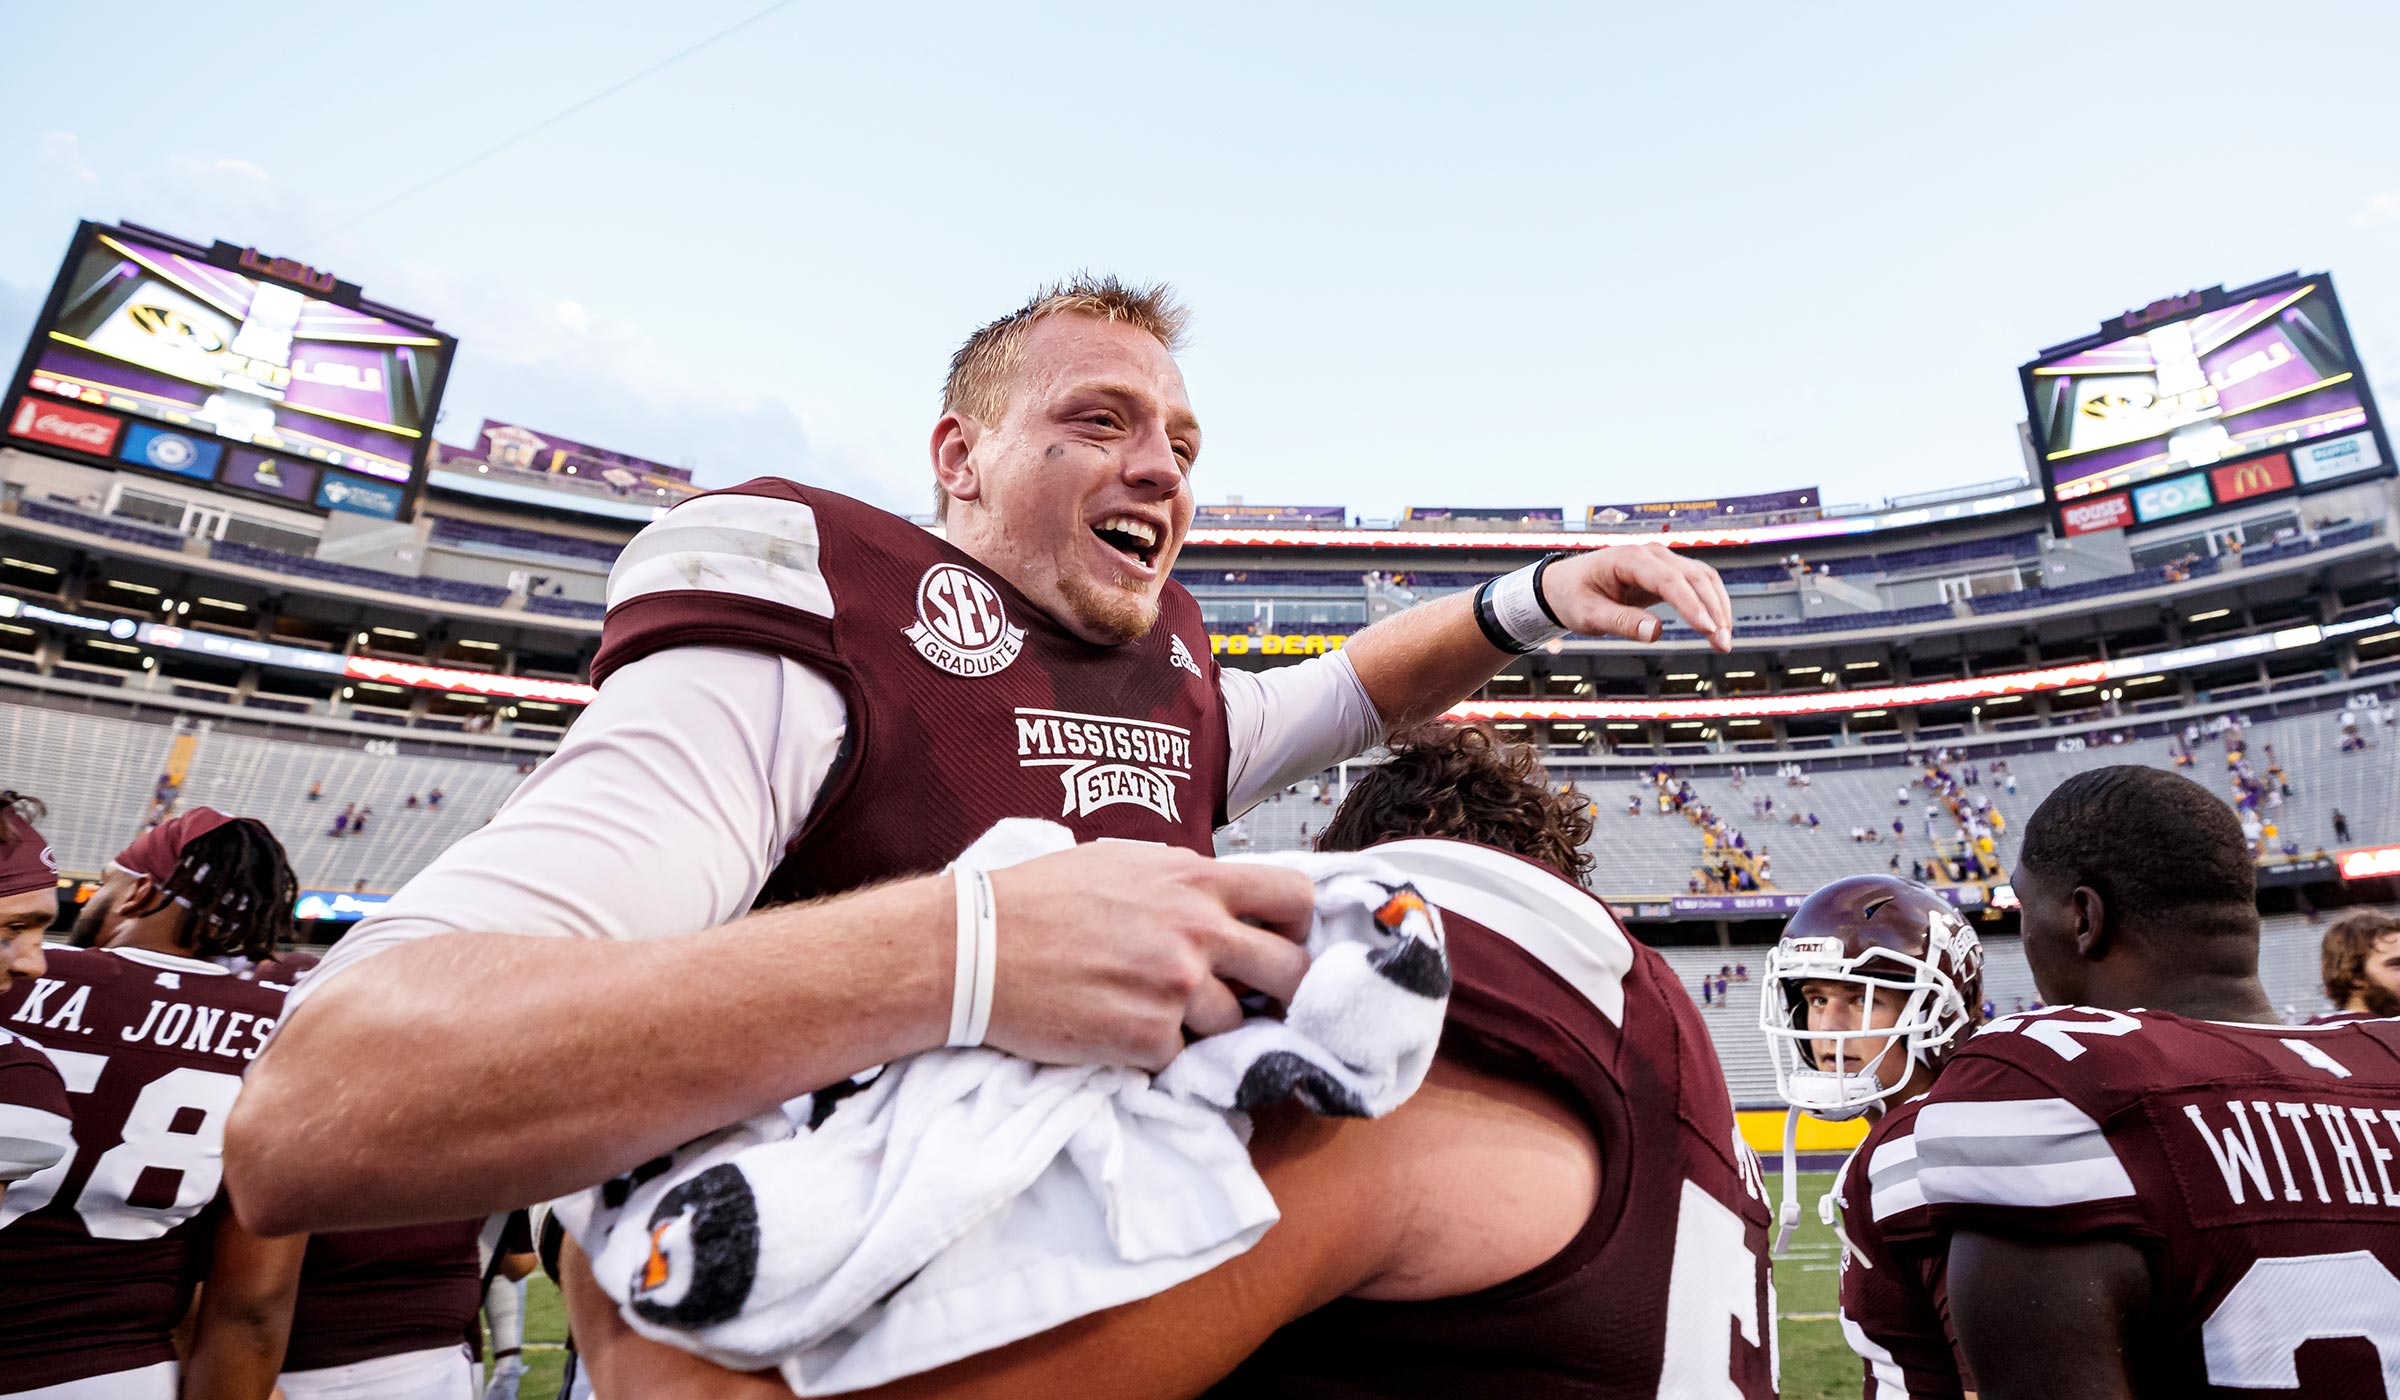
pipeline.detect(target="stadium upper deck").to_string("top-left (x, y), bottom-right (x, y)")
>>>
top-left (2, 443), bottom-right (2394, 756)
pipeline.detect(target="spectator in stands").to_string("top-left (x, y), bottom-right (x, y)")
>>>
top-left (307, 779), bottom-right (323, 802)
top-left (2011, 996), bottom-right (2025, 1014)
top-left (2318, 911), bottom-right (2400, 1018)
top-left (2334, 809), bottom-right (2351, 844)
top-left (1805, 812), bottom-right (1820, 829)
top-left (405, 793), bottom-right (421, 810)
top-left (1716, 974), bottom-right (1730, 1001)
top-left (1733, 963), bottom-right (1747, 981)
top-left (330, 804), bottom-right (354, 838)
top-left (1895, 785), bottom-right (1910, 807)
top-left (427, 787), bottom-right (443, 809)
top-left (354, 806), bottom-right (373, 838)
top-left (1980, 997), bottom-right (1996, 1021)
top-left (1699, 976), bottom-right (1713, 1008)
top-left (1891, 816), bottom-right (1904, 844)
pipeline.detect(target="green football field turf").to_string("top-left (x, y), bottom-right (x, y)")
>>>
top-left (508, 1171), bottom-right (1856, 1399)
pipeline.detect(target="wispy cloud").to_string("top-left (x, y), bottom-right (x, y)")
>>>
top-left (2354, 191), bottom-right (2400, 226)
top-left (36, 131), bottom-right (99, 183)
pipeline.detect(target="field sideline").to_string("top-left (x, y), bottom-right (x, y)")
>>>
top-left (503, 1170), bottom-right (1856, 1399)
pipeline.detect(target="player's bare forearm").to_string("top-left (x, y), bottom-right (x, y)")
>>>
top-left (227, 877), bottom-right (952, 1235)
top-left (1341, 591), bottom-right (1511, 733)
top-left (184, 1220), bottom-right (305, 1399)
top-left (1340, 545), bottom-right (1733, 732)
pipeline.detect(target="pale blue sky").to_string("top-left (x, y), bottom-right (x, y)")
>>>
top-left (5, 1), bottom-right (2398, 516)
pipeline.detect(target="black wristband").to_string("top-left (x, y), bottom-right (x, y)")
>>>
top-left (1529, 552), bottom-right (1570, 630)
top-left (1472, 579), bottom-right (1528, 653)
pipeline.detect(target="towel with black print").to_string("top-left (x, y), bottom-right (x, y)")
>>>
top-left (553, 829), bottom-right (1449, 1395)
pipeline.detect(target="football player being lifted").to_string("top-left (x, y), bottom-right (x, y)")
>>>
top-left (1909, 765), bottom-right (2400, 1400)
top-left (1762, 875), bottom-right (1984, 1400)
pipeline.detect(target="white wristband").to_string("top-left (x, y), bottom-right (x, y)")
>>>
top-left (948, 866), bottom-right (998, 1048)
top-left (1489, 559), bottom-right (1568, 649)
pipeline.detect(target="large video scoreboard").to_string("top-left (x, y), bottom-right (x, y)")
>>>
top-left (2024, 272), bottom-right (2391, 534)
top-left (3, 220), bottom-right (456, 521)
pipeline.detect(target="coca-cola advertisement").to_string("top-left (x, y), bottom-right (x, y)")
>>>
top-left (8, 396), bottom-right (122, 456)
top-left (5, 220), bottom-right (456, 517)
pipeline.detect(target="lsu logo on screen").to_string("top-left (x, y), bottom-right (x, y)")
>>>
top-left (906, 563), bottom-right (1025, 677)
top-left (2131, 472), bottom-right (2212, 524)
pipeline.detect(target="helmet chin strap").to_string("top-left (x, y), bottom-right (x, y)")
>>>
top-left (1774, 1106), bottom-right (1802, 1256)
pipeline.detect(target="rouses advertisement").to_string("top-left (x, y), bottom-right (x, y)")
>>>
top-left (2026, 274), bottom-right (2385, 505)
top-left (4, 220), bottom-right (454, 511)
top-left (2060, 493), bottom-right (2134, 535)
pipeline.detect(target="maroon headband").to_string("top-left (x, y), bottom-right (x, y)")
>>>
top-left (0, 804), bottom-right (59, 899)
top-left (113, 807), bottom-right (238, 883)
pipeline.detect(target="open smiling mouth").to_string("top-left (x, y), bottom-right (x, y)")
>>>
top-left (1091, 515), bottom-right (1162, 571)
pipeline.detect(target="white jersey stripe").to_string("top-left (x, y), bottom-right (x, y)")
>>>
top-left (0, 1102), bottom-right (71, 1183)
top-left (1915, 1096), bottom-right (2135, 1209)
top-left (606, 495), bottom-right (833, 616)
top-left (1838, 1310), bottom-right (1911, 1400)
top-left (1365, 838), bottom-right (1633, 1024)
top-left (1867, 1132), bottom-right (1925, 1222)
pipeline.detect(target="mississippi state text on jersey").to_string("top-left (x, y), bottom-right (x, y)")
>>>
top-left (1213, 839), bottom-right (1778, 1399)
top-left (0, 947), bottom-right (286, 1390)
top-left (1831, 1096), bottom-right (1970, 1400)
top-left (590, 481), bottom-right (1232, 902)
top-left (0, 1027), bottom-right (70, 1187)
top-left (1901, 1006), bottom-right (2400, 1398)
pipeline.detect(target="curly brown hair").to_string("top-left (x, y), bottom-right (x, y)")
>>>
top-left (2320, 909), bottom-right (2400, 1011)
top-left (1314, 723), bottom-right (1596, 886)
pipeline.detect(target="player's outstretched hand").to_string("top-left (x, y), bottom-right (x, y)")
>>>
top-left (1540, 542), bottom-right (1735, 652)
top-left (985, 843), bottom-right (1315, 1072)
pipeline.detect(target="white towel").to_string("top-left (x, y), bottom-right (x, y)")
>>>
top-left (555, 820), bottom-right (1450, 1394)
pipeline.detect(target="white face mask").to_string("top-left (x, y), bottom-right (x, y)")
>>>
top-left (1758, 923), bottom-right (1980, 1254)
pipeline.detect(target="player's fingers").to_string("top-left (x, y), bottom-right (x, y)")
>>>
top-left (1209, 862), bottom-right (1316, 943)
top-left (1205, 918), bottom-right (1313, 1005)
top-left (1575, 597), bottom-right (1664, 643)
top-left (1691, 560), bottom-right (1736, 651)
top-left (1182, 973), bottom-right (1247, 1040)
top-left (1655, 571), bottom-right (1721, 642)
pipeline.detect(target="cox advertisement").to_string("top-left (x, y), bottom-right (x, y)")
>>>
top-left (2130, 472), bottom-right (2212, 525)
top-left (4, 220), bottom-right (454, 517)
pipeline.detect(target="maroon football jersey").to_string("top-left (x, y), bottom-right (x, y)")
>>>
top-left (0, 947), bottom-right (286, 1389)
top-left (2308, 1010), bottom-right (2384, 1026)
top-left (281, 1218), bottom-right (483, 1373)
top-left (1830, 1096), bottom-right (1971, 1399)
top-left (1903, 1006), bottom-right (2400, 1398)
top-left (1213, 838), bottom-right (1778, 1399)
top-left (590, 480), bottom-right (1232, 903)
top-left (0, 1027), bottom-right (71, 1185)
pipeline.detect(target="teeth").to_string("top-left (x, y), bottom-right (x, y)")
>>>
top-left (1095, 516), bottom-right (1158, 549)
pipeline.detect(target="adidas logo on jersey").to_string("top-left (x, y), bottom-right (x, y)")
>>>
top-left (1168, 634), bottom-right (1204, 679)
top-left (1014, 707), bottom-right (1194, 822)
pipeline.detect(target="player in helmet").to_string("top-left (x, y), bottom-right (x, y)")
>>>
top-left (0, 808), bottom-right (304, 1400)
top-left (1908, 766), bottom-right (2400, 1399)
top-left (2313, 909), bottom-right (2400, 1024)
top-left (0, 793), bottom-right (71, 1209)
top-left (561, 723), bottom-right (1775, 1398)
top-left (1761, 875), bottom-right (1983, 1398)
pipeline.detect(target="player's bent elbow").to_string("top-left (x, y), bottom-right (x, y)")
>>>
top-left (222, 1079), bottom-right (313, 1237)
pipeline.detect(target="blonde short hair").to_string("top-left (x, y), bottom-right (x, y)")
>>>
top-left (937, 276), bottom-right (1189, 520)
